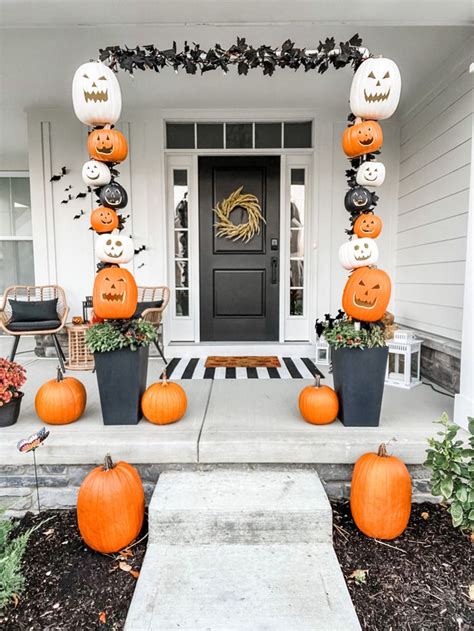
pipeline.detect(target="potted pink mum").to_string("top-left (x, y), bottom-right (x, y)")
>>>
top-left (0, 358), bottom-right (27, 427)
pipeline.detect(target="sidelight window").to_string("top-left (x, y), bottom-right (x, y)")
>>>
top-left (172, 169), bottom-right (189, 316)
top-left (289, 168), bottom-right (305, 316)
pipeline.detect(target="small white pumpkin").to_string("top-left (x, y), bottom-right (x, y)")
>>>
top-left (356, 161), bottom-right (386, 187)
top-left (339, 237), bottom-right (379, 270)
top-left (95, 229), bottom-right (134, 265)
top-left (82, 160), bottom-right (111, 187)
top-left (350, 57), bottom-right (401, 120)
top-left (72, 61), bottom-right (122, 126)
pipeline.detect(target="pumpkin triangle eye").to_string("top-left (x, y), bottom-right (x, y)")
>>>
top-left (383, 71), bottom-right (390, 79)
top-left (368, 71), bottom-right (376, 79)
top-left (372, 284), bottom-right (380, 289)
top-left (83, 74), bottom-right (89, 79)
top-left (359, 280), bottom-right (366, 286)
top-left (98, 75), bottom-right (107, 80)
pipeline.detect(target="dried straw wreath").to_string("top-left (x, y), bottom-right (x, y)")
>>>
top-left (213, 186), bottom-right (265, 243)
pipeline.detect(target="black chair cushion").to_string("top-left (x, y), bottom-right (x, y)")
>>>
top-left (7, 319), bottom-right (61, 332)
top-left (133, 300), bottom-right (163, 319)
top-left (9, 298), bottom-right (58, 322)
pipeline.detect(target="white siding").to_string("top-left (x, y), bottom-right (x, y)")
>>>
top-left (395, 61), bottom-right (473, 341)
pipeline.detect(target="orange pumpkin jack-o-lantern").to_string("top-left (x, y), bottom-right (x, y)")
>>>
top-left (342, 120), bottom-right (383, 158)
top-left (354, 213), bottom-right (383, 239)
top-left (90, 207), bottom-right (119, 233)
top-left (342, 266), bottom-right (391, 322)
top-left (93, 267), bottom-right (138, 319)
top-left (87, 128), bottom-right (128, 163)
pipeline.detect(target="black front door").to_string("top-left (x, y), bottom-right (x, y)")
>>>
top-left (199, 156), bottom-right (280, 341)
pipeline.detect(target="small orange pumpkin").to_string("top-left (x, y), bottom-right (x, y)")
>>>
top-left (92, 266), bottom-right (138, 319)
top-left (77, 454), bottom-right (145, 553)
top-left (35, 367), bottom-right (86, 425)
top-left (298, 374), bottom-right (339, 425)
top-left (142, 373), bottom-right (187, 425)
top-left (350, 443), bottom-right (412, 540)
top-left (342, 266), bottom-right (391, 322)
top-left (90, 207), bottom-right (119, 234)
top-left (354, 212), bottom-right (383, 239)
top-left (342, 120), bottom-right (383, 158)
top-left (87, 128), bottom-right (128, 163)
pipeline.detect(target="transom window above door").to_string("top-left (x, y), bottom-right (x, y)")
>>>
top-left (166, 121), bottom-right (312, 150)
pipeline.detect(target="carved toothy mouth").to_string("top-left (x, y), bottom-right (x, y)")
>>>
top-left (84, 90), bottom-right (108, 103)
top-left (353, 296), bottom-right (376, 309)
top-left (360, 226), bottom-right (373, 233)
top-left (96, 145), bottom-right (113, 155)
top-left (354, 198), bottom-right (368, 206)
top-left (105, 251), bottom-right (124, 259)
top-left (102, 292), bottom-right (124, 302)
top-left (364, 89), bottom-right (391, 103)
top-left (359, 137), bottom-right (374, 146)
top-left (105, 196), bottom-right (121, 205)
top-left (354, 253), bottom-right (370, 261)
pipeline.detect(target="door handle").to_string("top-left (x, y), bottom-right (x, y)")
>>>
top-left (271, 257), bottom-right (278, 284)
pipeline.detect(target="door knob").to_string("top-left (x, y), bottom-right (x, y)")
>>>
top-left (271, 257), bottom-right (278, 284)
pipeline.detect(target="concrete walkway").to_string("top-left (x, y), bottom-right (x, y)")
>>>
top-left (125, 470), bottom-right (360, 631)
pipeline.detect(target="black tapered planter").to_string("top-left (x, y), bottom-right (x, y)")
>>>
top-left (332, 347), bottom-right (388, 427)
top-left (94, 346), bottom-right (149, 425)
top-left (0, 392), bottom-right (24, 427)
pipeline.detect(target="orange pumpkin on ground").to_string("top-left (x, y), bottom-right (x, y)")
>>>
top-left (298, 374), bottom-right (339, 425)
top-left (142, 373), bottom-right (187, 425)
top-left (342, 120), bottom-right (383, 158)
top-left (354, 213), bottom-right (383, 239)
top-left (77, 454), bottom-right (145, 553)
top-left (92, 266), bottom-right (138, 320)
top-left (90, 207), bottom-right (119, 234)
top-left (342, 266), bottom-right (391, 322)
top-left (87, 128), bottom-right (128, 163)
top-left (35, 367), bottom-right (86, 424)
top-left (350, 443), bottom-right (412, 540)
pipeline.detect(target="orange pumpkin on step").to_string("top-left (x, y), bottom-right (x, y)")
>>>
top-left (298, 374), bottom-right (339, 425)
top-left (350, 443), bottom-right (412, 539)
top-left (35, 367), bottom-right (86, 424)
top-left (77, 453), bottom-right (145, 553)
top-left (142, 373), bottom-right (187, 425)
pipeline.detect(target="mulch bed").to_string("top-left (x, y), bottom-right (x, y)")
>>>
top-left (332, 500), bottom-right (472, 630)
top-left (0, 510), bottom-right (147, 631)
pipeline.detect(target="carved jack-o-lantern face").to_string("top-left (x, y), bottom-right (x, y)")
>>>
top-left (99, 182), bottom-right (128, 209)
top-left (95, 229), bottom-right (134, 265)
top-left (92, 267), bottom-right (138, 319)
top-left (72, 61), bottom-right (122, 126)
top-left (350, 58), bottom-right (402, 121)
top-left (339, 237), bottom-right (379, 270)
top-left (90, 207), bottom-right (119, 234)
top-left (342, 266), bottom-right (391, 322)
top-left (82, 160), bottom-right (111, 187)
top-left (87, 129), bottom-right (128, 163)
top-left (342, 121), bottom-right (383, 158)
top-left (344, 186), bottom-right (373, 213)
top-left (354, 213), bottom-right (383, 239)
top-left (356, 161), bottom-right (386, 187)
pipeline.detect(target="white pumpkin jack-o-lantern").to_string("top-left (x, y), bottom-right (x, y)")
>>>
top-left (356, 161), bottom-right (386, 187)
top-left (95, 229), bottom-right (134, 265)
top-left (82, 160), bottom-right (111, 187)
top-left (339, 237), bottom-right (379, 270)
top-left (350, 58), bottom-right (401, 120)
top-left (72, 61), bottom-right (122, 126)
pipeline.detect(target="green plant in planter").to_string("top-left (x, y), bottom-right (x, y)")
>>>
top-left (86, 319), bottom-right (157, 353)
top-left (0, 510), bottom-right (32, 609)
top-left (323, 318), bottom-right (386, 349)
top-left (425, 413), bottom-right (474, 533)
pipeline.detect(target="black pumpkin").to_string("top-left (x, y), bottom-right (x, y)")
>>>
top-left (99, 182), bottom-right (128, 209)
top-left (344, 186), bottom-right (373, 213)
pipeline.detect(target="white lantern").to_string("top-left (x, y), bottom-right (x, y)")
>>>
top-left (82, 160), bottom-right (111, 187)
top-left (95, 230), bottom-right (134, 265)
top-left (350, 58), bottom-right (401, 120)
top-left (338, 237), bottom-right (379, 270)
top-left (356, 161), bottom-right (386, 187)
top-left (315, 336), bottom-right (331, 365)
top-left (385, 330), bottom-right (422, 389)
top-left (72, 61), bottom-right (122, 126)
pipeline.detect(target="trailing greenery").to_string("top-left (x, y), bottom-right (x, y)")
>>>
top-left (425, 413), bottom-right (474, 533)
top-left (0, 511), bottom-right (31, 610)
top-left (86, 319), bottom-right (157, 353)
top-left (322, 318), bottom-right (386, 349)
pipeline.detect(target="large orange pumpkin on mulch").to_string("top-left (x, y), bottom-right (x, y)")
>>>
top-left (350, 443), bottom-right (412, 540)
top-left (298, 374), bottom-right (339, 425)
top-left (142, 373), bottom-right (187, 425)
top-left (77, 454), bottom-right (145, 553)
top-left (35, 367), bottom-right (86, 424)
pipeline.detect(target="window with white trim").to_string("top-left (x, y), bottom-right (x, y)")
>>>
top-left (172, 169), bottom-right (189, 316)
top-left (289, 168), bottom-right (305, 316)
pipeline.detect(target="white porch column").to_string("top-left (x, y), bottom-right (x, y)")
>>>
top-left (454, 111), bottom-right (474, 431)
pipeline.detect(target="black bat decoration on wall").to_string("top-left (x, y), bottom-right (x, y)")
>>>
top-left (134, 245), bottom-right (146, 255)
top-left (61, 194), bottom-right (73, 204)
top-left (76, 191), bottom-right (87, 199)
top-left (73, 210), bottom-right (85, 220)
top-left (49, 166), bottom-right (68, 182)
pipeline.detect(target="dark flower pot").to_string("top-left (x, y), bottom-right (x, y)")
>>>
top-left (94, 346), bottom-right (149, 425)
top-left (0, 392), bottom-right (24, 427)
top-left (332, 347), bottom-right (388, 427)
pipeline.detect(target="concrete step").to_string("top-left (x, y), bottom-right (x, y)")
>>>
top-left (149, 469), bottom-right (333, 545)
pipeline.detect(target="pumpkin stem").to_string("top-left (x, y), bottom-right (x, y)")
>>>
top-left (314, 373), bottom-right (321, 388)
top-left (377, 443), bottom-right (388, 457)
top-left (56, 366), bottom-right (64, 382)
top-left (103, 453), bottom-right (114, 471)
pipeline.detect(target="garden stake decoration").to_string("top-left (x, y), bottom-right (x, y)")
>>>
top-left (17, 427), bottom-right (50, 513)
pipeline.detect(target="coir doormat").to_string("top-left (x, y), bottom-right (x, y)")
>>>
top-left (205, 356), bottom-right (281, 368)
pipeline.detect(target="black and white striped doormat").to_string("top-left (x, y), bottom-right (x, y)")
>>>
top-left (165, 357), bottom-right (324, 380)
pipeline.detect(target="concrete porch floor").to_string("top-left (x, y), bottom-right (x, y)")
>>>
top-left (0, 351), bottom-right (454, 467)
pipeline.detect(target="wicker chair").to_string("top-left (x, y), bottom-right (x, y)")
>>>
top-left (0, 285), bottom-right (69, 371)
top-left (137, 286), bottom-right (170, 364)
